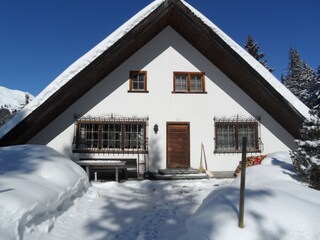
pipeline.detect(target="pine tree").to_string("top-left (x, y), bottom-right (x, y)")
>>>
top-left (301, 63), bottom-right (316, 106)
top-left (309, 66), bottom-right (320, 111)
top-left (282, 48), bottom-right (316, 107)
top-left (282, 48), bottom-right (303, 95)
top-left (244, 35), bottom-right (274, 72)
top-left (292, 107), bottom-right (320, 189)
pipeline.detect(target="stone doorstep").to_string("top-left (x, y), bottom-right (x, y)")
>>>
top-left (154, 169), bottom-right (235, 180)
top-left (155, 168), bottom-right (210, 180)
top-left (158, 168), bottom-right (200, 175)
top-left (154, 173), bottom-right (209, 180)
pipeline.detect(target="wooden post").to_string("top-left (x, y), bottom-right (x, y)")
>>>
top-left (115, 167), bottom-right (119, 182)
top-left (239, 137), bottom-right (247, 228)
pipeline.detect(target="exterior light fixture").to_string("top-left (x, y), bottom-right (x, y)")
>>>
top-left (153, 124), bottom-right (159, 134)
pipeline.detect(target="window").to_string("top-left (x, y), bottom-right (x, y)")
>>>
top-left (102, 124), bottom-right (121, 149)
top-left (73, 116), bottom-right (148, 153)
top-left (173, 72), bottom-right (206, 93)
top-left (78, 123), bottom-right (99, 149)
top-left (214, 116), bottom-right (262, 153)
top-left (129, 71), bottom-right (148, 92)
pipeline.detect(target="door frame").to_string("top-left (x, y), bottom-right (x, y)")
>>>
top-left (166, 122), bottom-right (190, 168)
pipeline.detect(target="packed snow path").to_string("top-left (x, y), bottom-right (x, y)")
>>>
top-left (25, 179), bottom-right (232, 240)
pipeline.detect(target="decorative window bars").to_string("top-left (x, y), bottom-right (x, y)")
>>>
top-left (214, 115), bottom-right (263, 153)
top-left (73, 115), bottom-right (148, 154)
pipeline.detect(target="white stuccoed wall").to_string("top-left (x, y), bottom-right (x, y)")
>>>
top-left (29, 26), bottom-right (295, 172)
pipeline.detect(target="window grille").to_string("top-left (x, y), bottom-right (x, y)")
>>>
top-left (214, 115), bottom-right (263, 153)
top-left (73, 115), bottom-right (148, 154)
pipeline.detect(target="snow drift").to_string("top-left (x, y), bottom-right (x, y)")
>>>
top-left (1, 149), bottom-right (320, 240)
top-left (184, 152), bottom-right (320, 240)
top-left (0, 145), bottom-right (89, 240)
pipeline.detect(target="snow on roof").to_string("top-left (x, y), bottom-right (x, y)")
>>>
top-left (0, 0), bottom-right (165, 138)
top-left (181, 0), bottom-right (310, 119)
top-left (0, 0), bottom-right (309, 139)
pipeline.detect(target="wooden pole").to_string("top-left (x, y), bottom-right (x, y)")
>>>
top-left (239, 137), bottom-right (247, 228)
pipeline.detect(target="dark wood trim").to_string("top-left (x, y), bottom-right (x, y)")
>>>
top-left (0, 0), bottom-right (305, 146)
top-left (171, 91), bottom-right (207, 94)
top-left (214, 149), bottom-right (261, 154)
top-left (254, 122), bottom-right (259, 150)
top-left (173, 72), bottom-right (187, 93)
top-left (214, 121), bottom-right (261, 154)
top-left (170, 1), bottom-right (304, 136)
top-left (172, 71), bottom-right (206, 93)
top-left (166, 121), bottom-right (190, 168)
top-left (73, 120), bottom-right (148, 153)
top-left (129, 70), bottom-right (148, 92)
top-left (128, 90), bottom-right (149, 93)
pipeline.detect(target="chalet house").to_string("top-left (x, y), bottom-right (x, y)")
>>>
top-left (0, 0), bottom-right (309, 178)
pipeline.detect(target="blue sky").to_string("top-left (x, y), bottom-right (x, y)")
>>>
top-left (0, 0), bottom-right (319, 96)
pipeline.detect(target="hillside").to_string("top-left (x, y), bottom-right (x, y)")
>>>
top-left (0, 86), bottom-right (34, 127)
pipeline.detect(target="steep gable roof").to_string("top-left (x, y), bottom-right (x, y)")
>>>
top-left (0, 0), bottom-right (309, 145)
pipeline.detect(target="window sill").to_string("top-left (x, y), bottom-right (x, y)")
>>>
top-left (172, 91), bottom-right (207, 94)
top-left (214, 149), bottom-right (261, 154)
top-left (73, 149), bottom-right (148, 154)
top-left (128, 90), bottom-right (149, 93)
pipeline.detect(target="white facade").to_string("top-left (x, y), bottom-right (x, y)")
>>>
top-left (29, 27), bottom-right (295, 172)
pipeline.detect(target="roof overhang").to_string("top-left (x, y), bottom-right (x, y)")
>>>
top-left (0, 0), bottom-right (306, 145)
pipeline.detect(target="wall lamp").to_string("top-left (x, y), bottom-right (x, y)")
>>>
top-left (153, 124), bottom-right (159, 134)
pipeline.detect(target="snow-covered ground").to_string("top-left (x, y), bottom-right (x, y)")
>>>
top-left (1, 145), bottom-right (320, 240)
top-left (184, 152), bottom-right (320, 240)
top-left (25, 179), bottom-right (232, 240)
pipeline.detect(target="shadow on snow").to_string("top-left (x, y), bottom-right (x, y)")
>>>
top-left (84, 180), bottom-right (214, 240)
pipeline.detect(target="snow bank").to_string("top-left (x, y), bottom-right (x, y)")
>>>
top-left (2, 149), bottom-right (319, 240)
top-left (184, 152), bottom-right (320, 240)
top-left (0, 145), bottom-right (89, 240)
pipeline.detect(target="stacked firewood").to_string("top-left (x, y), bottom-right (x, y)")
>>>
top-left (233, 155), bottom-right (267, 177)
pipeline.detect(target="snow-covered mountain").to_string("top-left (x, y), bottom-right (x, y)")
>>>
top-left (0, 86), bottom-right (34, 127)
top-left (0, 86), bottom-right (34, 113)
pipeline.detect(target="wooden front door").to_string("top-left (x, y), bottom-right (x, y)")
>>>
top-left (167, 122), bottom-right (190, 168)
